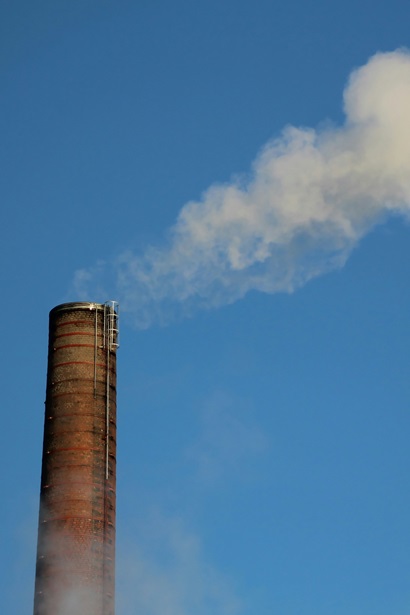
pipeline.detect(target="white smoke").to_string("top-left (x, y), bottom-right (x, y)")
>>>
top-left (33, 521), bottom-right (106, 615)
top-left (117, 512), bottom-right (241, 615)
top-left (74, 49), bottom-right (410, 328)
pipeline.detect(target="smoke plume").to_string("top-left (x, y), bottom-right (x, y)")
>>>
top-left (74, 49), bottom-right (410, 328)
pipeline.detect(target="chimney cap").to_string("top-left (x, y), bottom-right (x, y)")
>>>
top-left (49, 302), bottom-right (106, 315)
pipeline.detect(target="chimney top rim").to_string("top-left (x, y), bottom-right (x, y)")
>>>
top-left (50, 302), bottom-right (106, 315)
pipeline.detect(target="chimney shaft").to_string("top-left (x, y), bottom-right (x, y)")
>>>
top-left (33, 302), bottom-right (118, 615)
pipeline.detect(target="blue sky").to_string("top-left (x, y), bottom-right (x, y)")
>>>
top-left (2, 2), bottom-right (410, 614)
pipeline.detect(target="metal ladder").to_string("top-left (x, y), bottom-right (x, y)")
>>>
top-left (103, 301), bottom-right (119, 479)
top-left (103, 301), bottom-right (119, 351)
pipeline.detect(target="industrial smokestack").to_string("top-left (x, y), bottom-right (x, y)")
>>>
top-left (33, 301), bottom-right (119, 615)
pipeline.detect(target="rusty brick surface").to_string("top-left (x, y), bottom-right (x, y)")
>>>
top-left (33, 303), bottom-right (117, 615)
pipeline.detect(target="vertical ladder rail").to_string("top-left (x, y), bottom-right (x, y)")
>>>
top-left (103, 301), bottom-right (119, 480)
top-left (101, 301), bottom-right (119, 615)
top-left (93, 307), bottom-right (98, 399)
top-left (105, 337), bottom-right (110, 480)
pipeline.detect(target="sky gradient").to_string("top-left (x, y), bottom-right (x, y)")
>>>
top-left (2, 2), bottom-right (410, 614)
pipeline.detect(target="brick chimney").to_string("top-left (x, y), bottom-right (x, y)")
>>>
top-left (33, 302), bottom-right (119, 615)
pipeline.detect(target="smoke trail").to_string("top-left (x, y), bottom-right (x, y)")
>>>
top-left (74, 49), bottom-right (410, 328)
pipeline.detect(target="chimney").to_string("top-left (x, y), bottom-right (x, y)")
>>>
top-left (33, 302), bottom-right (119, 615)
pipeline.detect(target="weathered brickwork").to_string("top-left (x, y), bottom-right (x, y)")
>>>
top-left (33, 303), bottom-right (117, 615)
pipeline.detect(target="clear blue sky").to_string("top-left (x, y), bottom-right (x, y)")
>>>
top-left (2, 2), bottom-right (410, 614)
